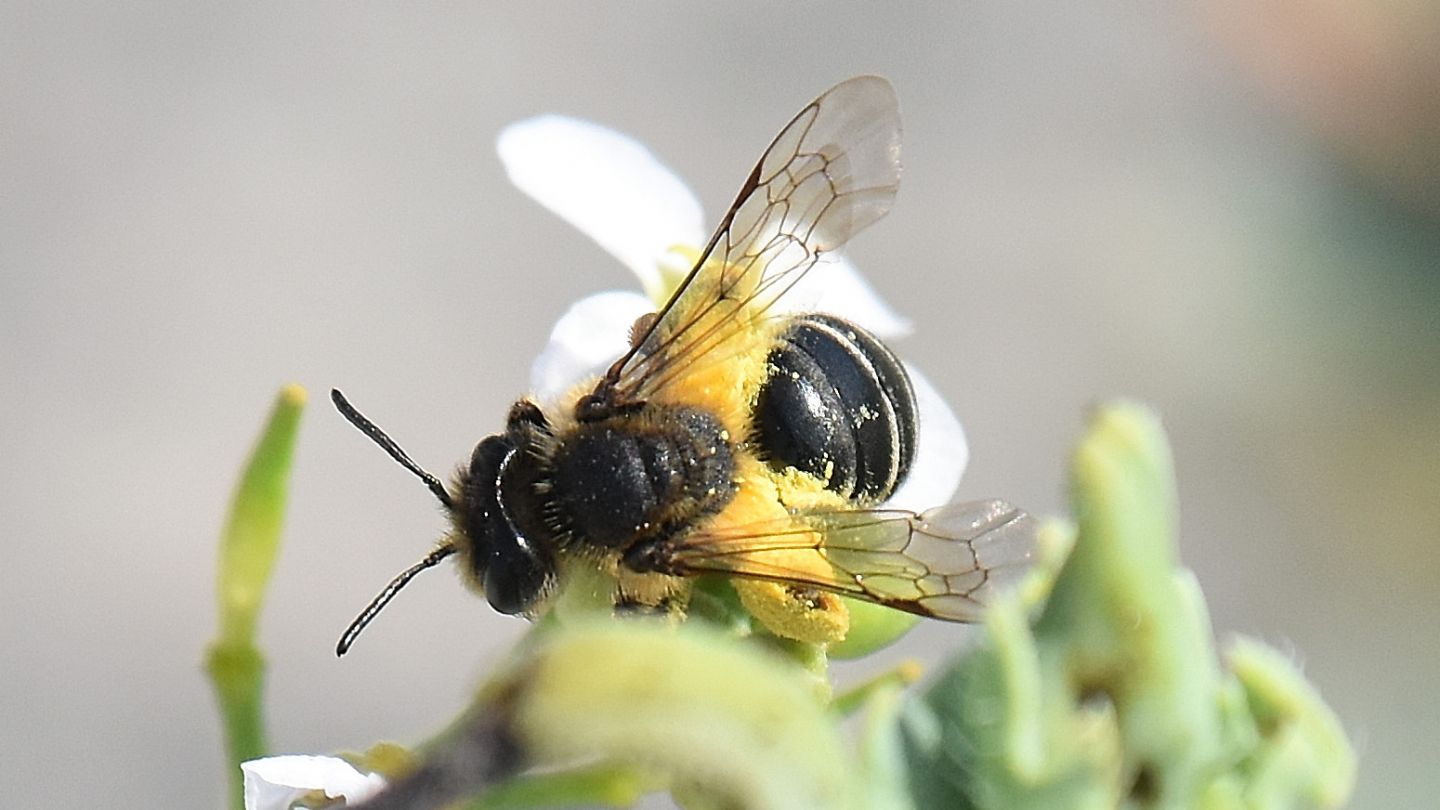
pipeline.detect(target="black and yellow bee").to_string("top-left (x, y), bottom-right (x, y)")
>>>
top-left (332, 76), bottom-right (1036, 655)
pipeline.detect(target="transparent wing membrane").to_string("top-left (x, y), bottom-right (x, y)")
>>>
top-left (601, 76), bottom-right (902, 403)
top-left (664, 499), bottom-right (1038, 621)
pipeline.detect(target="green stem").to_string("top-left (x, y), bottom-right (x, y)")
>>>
top-left (206, 644), bottom-right (267, 803)
top-left (206, 384), bottom-right (306, 810)
top-left (830, 660), bottom-right (922, 717)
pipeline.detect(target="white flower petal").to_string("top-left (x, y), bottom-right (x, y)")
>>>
top-left (778, 253), bottom-right (911, 338)
top-left (885, 363), bottom-right (967, 512)
top-left (530, 290), bottom-right (655, 404)
top-left (242, 755), bottom-right (386, 810)
top-left (498, 115), bottom-right (706, 298)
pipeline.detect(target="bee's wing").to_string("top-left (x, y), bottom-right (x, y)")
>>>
top-left (658, 499), bottom-right (1038, 622)
top-left (603, 75), bottom-right (902, 402)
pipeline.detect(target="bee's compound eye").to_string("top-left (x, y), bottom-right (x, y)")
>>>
top-left (483, 538), bottom-right (552, 615)
top-left (462, 433), bottom-right (555, 614)
top-left (469, 434), bottom-right (513, 481)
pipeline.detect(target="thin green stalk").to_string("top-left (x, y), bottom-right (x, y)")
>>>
top-left (205, 384), bottom-right (306, 810)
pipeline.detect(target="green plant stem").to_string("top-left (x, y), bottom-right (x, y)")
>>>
top-left (206, 645), bottom-right (266, 800)
top-left (205, 383), bottom-right (306, 810)
top-left (830, 660), bottom-right (922, 717)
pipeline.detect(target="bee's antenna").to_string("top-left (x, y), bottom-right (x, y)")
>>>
top-left (337, 544), bottom-right (458, 656)
top-left (331, 388), bottom-right (455, 510)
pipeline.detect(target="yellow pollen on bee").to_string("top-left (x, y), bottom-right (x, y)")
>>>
top-left (648, 259), bottom-right (778, 439)
top-left (704, 457), bottom-right (853, 645)
top-left (734, 579), bottom-right (849, 644)
top-left (637, 251), bottom-right (860, 645)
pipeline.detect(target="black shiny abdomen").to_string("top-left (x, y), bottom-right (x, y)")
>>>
top-left (549, 405), bottom-right (737, 550)
top-left (752, 314), bottom-right (916, 503)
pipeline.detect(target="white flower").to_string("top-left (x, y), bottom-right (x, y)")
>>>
top-left (242, 755), bottom-right (386, 810)
top-left (497, 115), bottom-right (968, 512)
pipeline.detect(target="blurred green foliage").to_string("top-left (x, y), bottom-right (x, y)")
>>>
top-left (217, 394), bottom-right (1353, 809)
top-left (898, 403), bottom-right (1354, 809)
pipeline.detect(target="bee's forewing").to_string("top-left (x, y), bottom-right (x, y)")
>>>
top-left (607, 76), bottom-right (902, 402)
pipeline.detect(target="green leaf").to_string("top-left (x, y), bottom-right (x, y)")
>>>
top-left (1225, 637), bottom-right (1357, 807)
top-left (853, 679), bottom-right (919, 810)
top-left (213, 383), bottom-right (306, 648)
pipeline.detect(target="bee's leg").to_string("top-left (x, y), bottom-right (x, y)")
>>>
top-left (619, 535), bottom-right (678, 575)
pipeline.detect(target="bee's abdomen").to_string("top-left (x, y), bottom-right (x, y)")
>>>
top-left (753, 314), bottom-right (916, 503)
top-left (549, 406), bottom-right (736, 550)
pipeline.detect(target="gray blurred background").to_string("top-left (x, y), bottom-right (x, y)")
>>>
top-left (3, 3), bottom-right (1437, 807)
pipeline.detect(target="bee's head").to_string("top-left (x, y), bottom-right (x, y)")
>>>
top-left (453, 432), bottom-right (554, 616)
top-left (329, 389), bottom-right (552, 657)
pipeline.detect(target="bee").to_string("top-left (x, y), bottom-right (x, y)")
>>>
top-left (332, 75), bottom-right (1036, 656)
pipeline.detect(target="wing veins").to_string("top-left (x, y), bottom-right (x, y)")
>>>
top-left (657, 501), bottom-right (1037, 622)
top-left (616, 183), bottom-right (850, 398)
top-left (594, 77), bottom-right (899, 404)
